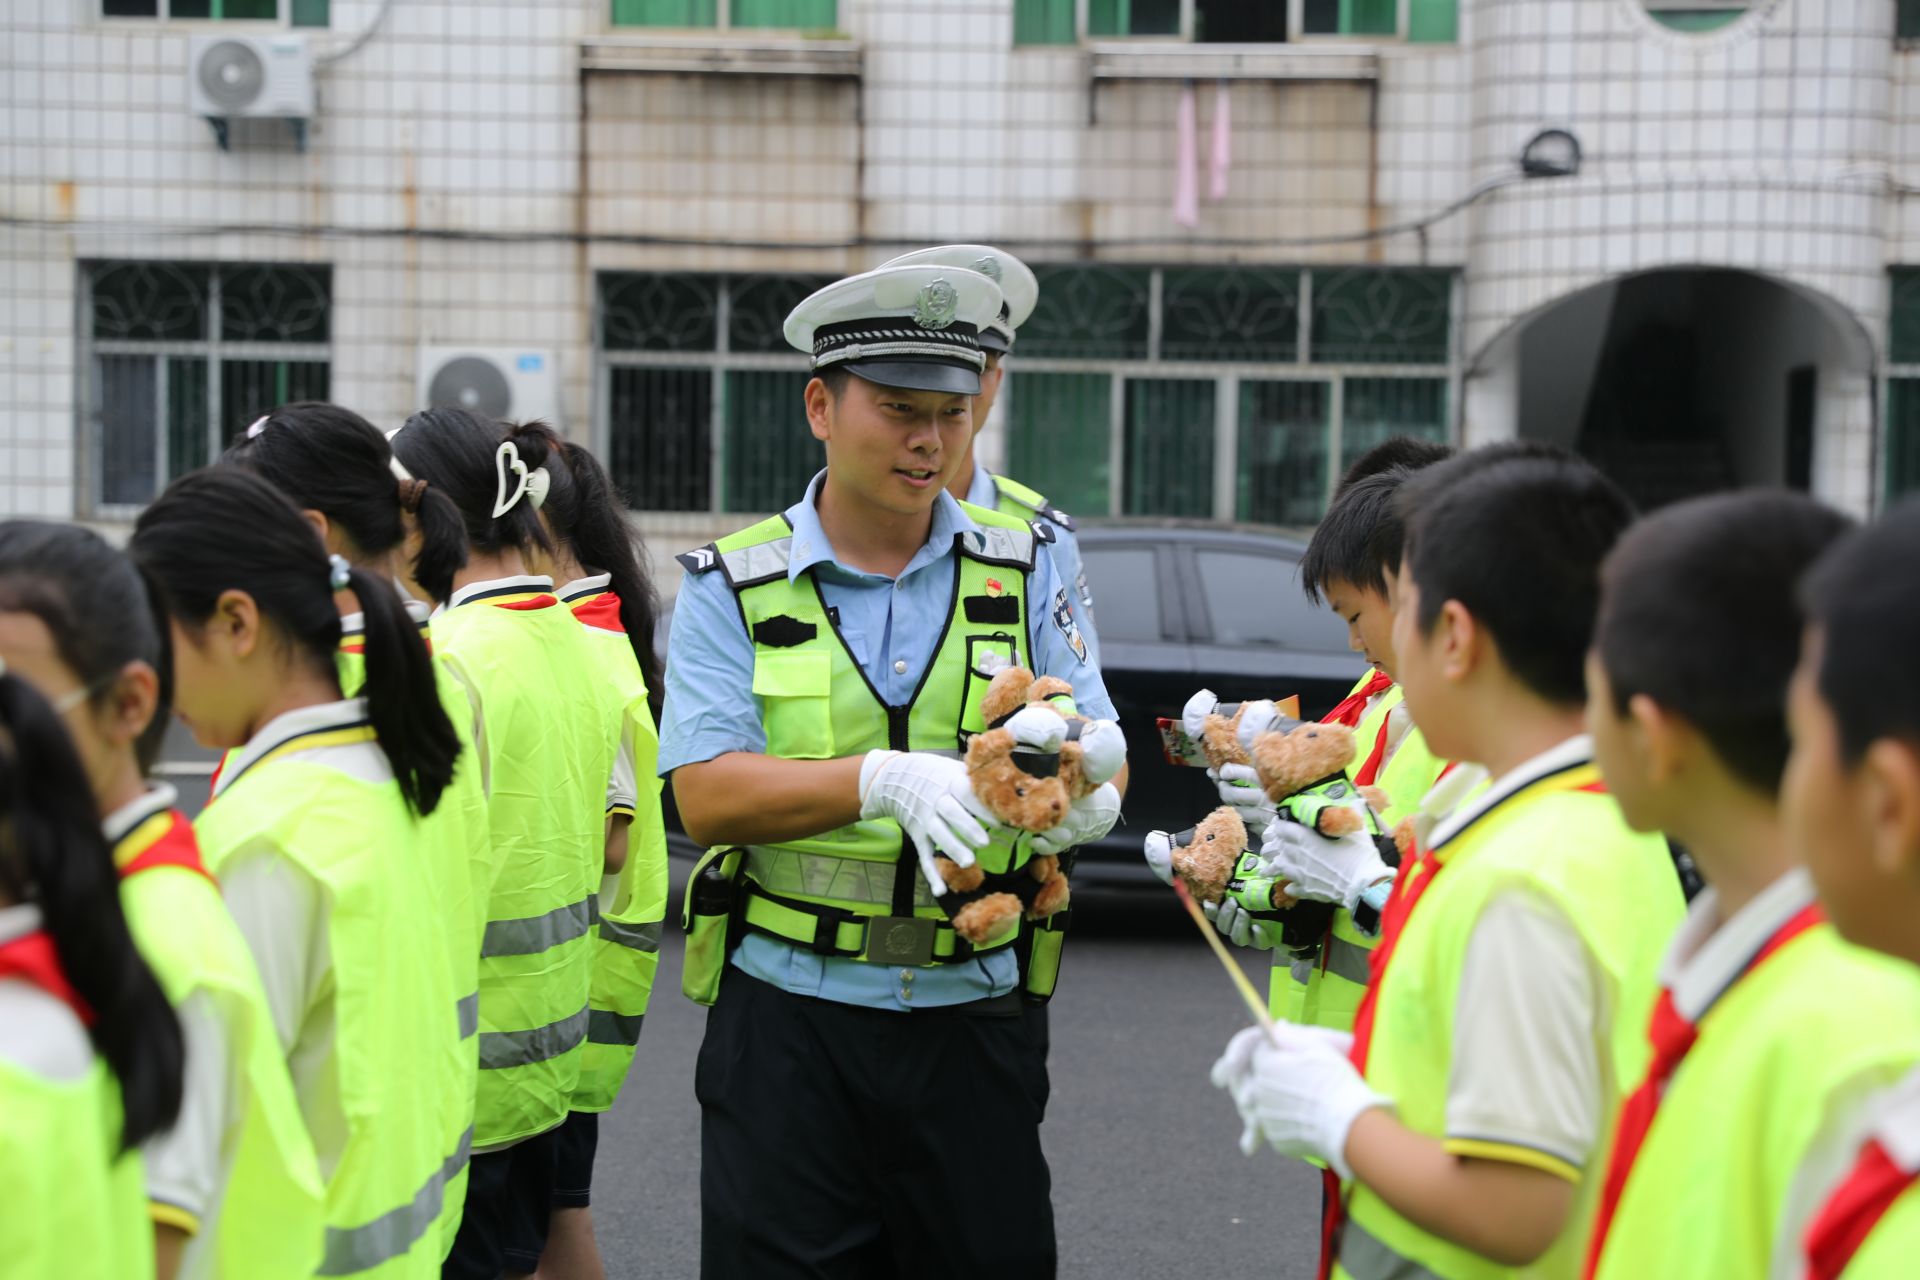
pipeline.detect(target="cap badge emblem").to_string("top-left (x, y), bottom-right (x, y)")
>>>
top-left (914, 278), bottom-right (959, 330)
top-left (970, 256), bottom-right (1003, 284)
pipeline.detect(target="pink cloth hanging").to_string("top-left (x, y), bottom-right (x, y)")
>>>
top-left (1173, 82), bottom-right (1200, 228)
top-left (1208, 80), bottom-right (1232, 201)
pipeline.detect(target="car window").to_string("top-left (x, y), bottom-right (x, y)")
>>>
top-left (1078, 546), bottom-right (1167, 643)
top-left (1193, 548), bottom-right (1348, 650)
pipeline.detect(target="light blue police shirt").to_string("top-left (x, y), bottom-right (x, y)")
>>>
top-left (658, 471), bottom-right (1117, 1011)
top-left (965, 464), bottom-right (1101, 667)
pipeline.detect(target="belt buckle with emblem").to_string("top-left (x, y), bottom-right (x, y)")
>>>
top-left (866, 916), bottom-right (938, 966)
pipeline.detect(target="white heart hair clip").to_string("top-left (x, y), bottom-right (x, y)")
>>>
top-left (492, 441), bottom-right (530, 518)
top-left (245, 415), bottom-right (271, 440)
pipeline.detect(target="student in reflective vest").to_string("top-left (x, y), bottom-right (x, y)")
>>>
top-left (1216, 448), bottom-right (1684, 1280)
top-left (0, 669), bottom-right (183, 1280)
top-left (222, 402), bottom-right (495, 1257)
top-left (391, 411), bottom-right (623, 1280)
top-left (662, 265), bottom-right (1125, 1277)
top-left (509, 422), bottom-right (670, 1280)
top-left (1577, 492), bottom-right (1920, 1280)
top-left (131, 469), bottom-right (470, 1279)
top-left (0, 522), bottom-right (325, 1280)
top-left (1778, 499), bottom-right (1920, 1279)
top-left (1197, 442), bottom-right (1458, 1033)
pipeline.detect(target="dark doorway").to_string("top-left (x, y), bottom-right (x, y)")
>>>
top-left (1786, 365), bottom-right (1815, 491)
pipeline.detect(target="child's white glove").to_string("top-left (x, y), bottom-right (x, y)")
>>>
top-left (1203, 897), bottom-right (1280, 951)
top-left (1210, 1022), bottom-right (1389, 1176)
top-left (1210, 762), bottom-right (1278, 834)
top-left (1258, 819), bottom-right (1392, 913)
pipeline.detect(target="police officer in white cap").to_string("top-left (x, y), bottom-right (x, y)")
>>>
top-left (657, 264), bottom-right (1126, 1277)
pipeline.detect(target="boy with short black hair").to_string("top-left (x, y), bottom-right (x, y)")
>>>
top-left (1778, 499), bottom-right (1920, 1279)
top-left (1577, 491), bottom-right (1920, 1280)
top-left (1217, 449), bottom-right (1685, 1278)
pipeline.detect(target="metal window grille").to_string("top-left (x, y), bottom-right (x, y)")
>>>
top-left (1013, 0), bottom-right (1448, 44)
top-left (79, 261), bottom-right (331, 516)
top-left (101, 0), bottom-right (322, 23)
top-left (609, 0), bottom-right (837, 30)
top-left (1882, 270), bottom-right (1920, 503)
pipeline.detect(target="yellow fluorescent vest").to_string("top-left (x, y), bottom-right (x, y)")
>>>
top-left (564, 592), bottom-right (669, 1114)
top-left (431, 592), bottom-right (620, 1147)
top-left (197, 749), bottom-right (469, 1278)
top-left (704, 504), bottom-right (1047, 952)
top-left (1590, 926), bottom-right (1920, 1280)
top-left (1338, 764), bottom-right (1684, 1280)
top-left (116, 812), bottom-right (326, 1279)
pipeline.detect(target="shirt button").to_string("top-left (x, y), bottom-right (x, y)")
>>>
top-left (899, 969), bottom-right (914, 982)
top-left (899, 987), bottom-right (914, 1003)
top-left (893, 659), bottom-right (907, 675)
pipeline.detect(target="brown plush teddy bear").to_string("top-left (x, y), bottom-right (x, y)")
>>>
top-left (1246, 719), bottom-right (1372, 838)
top-left (1145, 806), bottom-right (1301, 915)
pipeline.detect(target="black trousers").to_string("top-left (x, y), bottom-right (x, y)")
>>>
top-left (443, 1127), bottom-right (557, 1279)
top-left (698, 970), bottom-right (1057, 1279)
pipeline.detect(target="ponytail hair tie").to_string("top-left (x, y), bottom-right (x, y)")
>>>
top-left (397, 477), bottom-right (427, 514)
top-left (328, 554), bottom-right (353, 593)
top-left (491, 440), bottom-right (551, 518)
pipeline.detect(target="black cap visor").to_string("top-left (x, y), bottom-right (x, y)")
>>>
top-left (976, 326), bottom-right (1012, 354)
top-left (838, 358), bottom-right (982, 396)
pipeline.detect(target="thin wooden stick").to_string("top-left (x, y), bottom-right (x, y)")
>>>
top-left (1172, 878), bottom-right (1283, 1045)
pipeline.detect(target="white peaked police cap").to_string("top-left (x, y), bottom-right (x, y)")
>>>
top-left (877, 245), bottom-right (1039, 354)
top-left (783, 265), bottom-right (1004, 396)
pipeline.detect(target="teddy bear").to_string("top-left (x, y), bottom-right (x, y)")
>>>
top-left (931, 664), bottom-right (1125, 945)
top-left (1158, 806), bottom-right (1299, 912)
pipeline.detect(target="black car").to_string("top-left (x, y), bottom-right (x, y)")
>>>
top-left (1069, 522), bottom-right (1365, 885)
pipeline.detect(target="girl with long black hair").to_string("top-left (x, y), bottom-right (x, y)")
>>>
top-left (130, 467), bottom-right (469, 1279)
top-left (0, 667), bottom-right (183, 1279)
top-left (388, 408), bottom-right (621, 1280)
top-left (0, 520), bottom-right (324, 1280)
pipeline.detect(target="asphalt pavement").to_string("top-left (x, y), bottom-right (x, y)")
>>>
top-left (590, 862), bottom-right (1326, 1279)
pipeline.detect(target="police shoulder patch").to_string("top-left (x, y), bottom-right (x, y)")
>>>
top-left (1031, 520), bottom-right (1056, 546)
top-left (677, 545), bottom-right (720, 575)
top-left (1039, 503), bottom-right (1077, 533)
top-left (1051, 586), bottom-right (1088, 664)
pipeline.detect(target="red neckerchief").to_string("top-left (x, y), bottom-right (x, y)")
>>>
top-left (1317, 761), bottom-right (1607, 1280)
top-left (115, 809), bottom-right (217, 887)
top-left (0, 929), bottom-right (93, 1025)
top-left (1323, 670), bottom-right (1395, 730)
top-left (1804, 1137), bottom-right (1920, 1280)
top-left (1582, 901), bottom-right (1827, 1279)
top-left (567, 589), bottom-right (626, 635)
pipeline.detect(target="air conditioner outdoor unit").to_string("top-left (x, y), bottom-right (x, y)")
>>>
top-left (417, 348), bottom-right (565, 428)
top-left (187, 34), bottom-right (314, 150)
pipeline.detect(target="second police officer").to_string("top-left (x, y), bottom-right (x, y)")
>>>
top-left (659, 263), bottom-right (1125, 1277)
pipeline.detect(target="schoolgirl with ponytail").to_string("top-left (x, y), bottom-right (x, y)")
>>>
top-left (504, 421), bottom-right (670, 1279)
top-left (388, 408), bottom-right (622, 1280)
top-left (0, 520), bottom-right (324, 1280)
top-left (129, 468), bottom-right (470, 1279)
top-left (0, 666), bottom-right (182, 1279)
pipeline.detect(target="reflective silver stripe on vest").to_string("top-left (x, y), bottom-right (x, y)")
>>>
top-left (481, 896), bottom-right (598, 958)
top-left (962, 525), bottom-right (1034, 566)
top-left (587, 1009), bottom-right (645, 1047)
top-left (1324, 935), bottom-right (1373, 986)
top-left (477, 1005), bottom-right (590, 1071)
top-left (1339, 1218), bottom-right (1443, 1280)
top-left (455, 992), bottom-right (479, 1039)
top-left (721, 537), bottom-right (793, 585)
top-left (1289, 957), bottom-right (1314, 986)
top-left (746, 846), bottom-right (938, 910)
top-left (598, 918), bottom-right (661, 953)
top-left (315, 1126), bottom-right (473, 1276)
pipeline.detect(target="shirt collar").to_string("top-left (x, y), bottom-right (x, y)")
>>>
top-left (0, 903), bottom-right (42, 947)
top-left (102, 784), bottom-right (180, 846)
top-left (1661, 867), bottom-right (1819, 1021)
top-left (1876, 1067), bottom-right (1920, 1172)
top-left (213, 698), bottom-right (371, 799)
top-left (339, 578), bottom-right (427, 637)
top-left (557, 572), bottom-right (613, 602)
top-left (964, 463), bottom-right (999, 509)
top-left (1427, 734), bottom-right (1593, 849)
top-left (447, 574), bottom-right (554, 610)
top-left (781, 469), bottom-right (979, 583)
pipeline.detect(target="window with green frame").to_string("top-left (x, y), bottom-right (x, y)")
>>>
top-left (1643, 3), bottom-right (1748, 33)
top-left (611, 0), bottom-right (835, 28)
top-left (1903, 0), bottom-right (1920, 41)
top-left (103, 0), bottom-right (328, 20)
top-left (1887, 379), bottom-right (1920, 502)
top-left (1013, 0), bottom-right (1456, 45)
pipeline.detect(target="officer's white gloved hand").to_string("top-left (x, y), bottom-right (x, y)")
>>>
top-left (1031, 782), bottom-right (1122, 858)
top-left (1233, 699), bottom-right (1290, 753)
top-left (1181, 687), bottom-right (1222, 741)
top-left (859, 750), bottom-right (998, 897)
top-left (1210, 1023), bottom-right (1388, 1176)
top-left (1075, 718), bottom-right (1129, 787)
top-left (1258, 818), bottom-right (1392, 913)
top-left (1203, 897), bottom-right (1279, 951)
top-left (1142, 829), bottom-right (1177, 886)
top-left (1004, 704), bottom-right (1069, 752)
top-left (1210, 762), bottom-right (1278, 834)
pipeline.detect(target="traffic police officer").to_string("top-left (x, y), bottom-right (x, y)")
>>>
top-left (659, 264), bottom-right (1124, 1277)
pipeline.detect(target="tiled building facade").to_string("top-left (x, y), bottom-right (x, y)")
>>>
top-left (5, 0), bottom-right (1920, 560)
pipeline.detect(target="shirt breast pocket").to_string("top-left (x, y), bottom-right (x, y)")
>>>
top-left (752, 649), bottom-right (835, 760)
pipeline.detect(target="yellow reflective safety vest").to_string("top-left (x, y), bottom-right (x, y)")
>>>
top-left (697, 503), bottom-right (1051, 964)
top-left (114, 801), bottom-right (326, 1279)
top-left (1336, 758), bottom-right (1683, 1280)
top-left (1589, 909), bottom-right (1920, 1280)
top-left (432, 583), bottom-right (620, 1147)
top-left (561, 582), bottom-right (669, 1113)
top-left (1796, 1066), bottom-right (1920, 1280)
top-left (990, 473), bottom-right (1075, 535)
top-left (0, 925), bottom-right (155, 1280)
top-left (197, 722), bottom-right (469, 1278)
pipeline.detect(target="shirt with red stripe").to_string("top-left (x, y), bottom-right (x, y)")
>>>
top-left (1800, 1068), bottom-right (1920, 1280)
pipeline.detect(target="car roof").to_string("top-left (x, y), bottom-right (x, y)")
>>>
top-left (1072, 520), bottom-right (1313, 554)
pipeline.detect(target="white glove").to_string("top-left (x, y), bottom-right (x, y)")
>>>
top-left (1210, 1022), bottom-right (1389, 1177)
top-left (1142, 829), bottom-right (1177, 886)
top-left (1181, 687), bottom-right (1222, 741)
top-left (1258, 819), bottom-right (1392, 913)
top-left (1075, 718), bottom-right (1128, 786)
top-left (858, 751), bottom-right (998, 897)
top-left (1004, 704), bottom-right (1068, 751)
top-left (1233, 698), bottom-right (1290, 753)
top-left (1031, 781), bottom-right (1122, 857)
top-left (1210, 762), bottom-right (1278, 834)
top-left (1203, 897), bottom-right (1279, 951)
